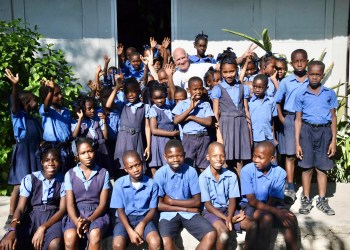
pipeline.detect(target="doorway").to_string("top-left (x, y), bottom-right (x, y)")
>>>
top-left (117, 0), bottom-right (171, 53)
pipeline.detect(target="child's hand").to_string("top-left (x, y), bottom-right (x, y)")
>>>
top-left (95, 65), bottom-right (102, 75)
top-left (270, 69), bottom-right (278, 81)
top-left (140, 54), bottom-right (149, 67)
top-left (104, 54), bottom-right (111, 64)
top-left (296, 145), bottom-right (303, 160)
top-left (43, 78), bottom-right (55, 89)
top-left (5, 69), bottom-right (20, 85)
top-left (242, 43), bottom-right (258, 58)
top-left (164, 63), bottom-right (174, 76)
top-left (150, 37), bottom-right (157, 49)
top-left (276, 209), bottom-right (297, 228)
top-left (32, 225), bottom-right (46, 250)
top-left (144, 147), bottom-right (150, 161)
top-left (128, 229), bottom-right (143, 246)
top-left (98, 112), bottom-right (106, 122)
top-left (187, 207), bottom-right (200, 213)
top-left (114, 73), bottom-right (124, 87)
top-left (162, 37), bottom-right (171, 49)
top-left (327, 141), bottom-right (336, 158)
top-left (163, 195), bottom-right (174, 205)
top-left (225, 216), bottom-right (233, 231)
top-left (0, 230), bottom-right (17, 250)
top-left (117, 43), bottom-right (124, 55)
top-left (77, 109), bottom-right (84, 120)
top-left (190, 95), bottom-right (200, 109)
top-left (232, 210), bottom-right (246, 224)
top-left (134, 222), bottom-right (145, 242)
top-left (76, 217), bottom-right (85, 238)
top-left (172, 130), bottom-right (180, 137)
top-left (87, 80), bottom-right (97, 91)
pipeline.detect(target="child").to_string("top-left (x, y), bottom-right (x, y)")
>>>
top-left (259, 53), bottom-right (278, 97)
top-left (174, 86), bottom-right (187, 105)
top-left (111, 151), bottom-right (161, 250)
top-left (274, 49), bottom-right (309, 204)
top-left (123, 52), bottom-right (147, 83)
top-left (240, 141), bottom-right (299, 250)
top-left (63, 137), bottom-right (110, 249)
top-left (204, 67), bottom-right (221, 98)
top-left (189, 31), bottom-right (216, 64)
top-left (199, 142), bottom-right (257, 250)
top-left (211, 50), bottom-right (251, 174)
top-left (240, 53), bottom-right (259, 83)
top-left (4, 69), bottom-right (43, 230)
top-left (149, 83), bottom-right (179, 176)
top-left (276, 57), bottom-right (288, 82)
top-left (39, 78), bottom-right (74, 172)
top-left (154, 139), bottom-right (216, 250)
top-left (172, 76), bottom-right (214, 171)
top-left (0, 146), bottom-right (65, 250)
top-left (248, 74), bottom-right (278, 146)
top-left (294, 61), bottom-right (337, 215)
top-left (106, 77), bottom-right (151, 173)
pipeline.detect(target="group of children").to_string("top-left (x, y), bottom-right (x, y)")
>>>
top-left (0, 32), bottom-right (339, 250)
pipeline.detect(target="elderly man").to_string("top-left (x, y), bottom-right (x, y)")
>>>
top-left (172, 48), bottom-right (217, 91)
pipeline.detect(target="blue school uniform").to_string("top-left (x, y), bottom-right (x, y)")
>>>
top-left (17, 171), bottom-right (65, 250)
top-left (266, 77), bottom-right (276, 97)
top-left (122, 63), bottom-right (145, 82)
top-left (243, 73), bottom-right (258, 82)
top-left (189, 55), bottom-right (216, 64)
top-left (249, 94), bottom-right (277, 142)
top-left (199, 167), bottom-right (240, 208)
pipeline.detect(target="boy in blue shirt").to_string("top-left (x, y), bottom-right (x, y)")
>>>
top-left (110, 150), bottom-right (161, 249)
top-left (172, 77), bottom-right (214, 172)
top-left (295, 61), bottom-right (338, 216)
top-left (154, 139), bottom-right (216, 250)
top-left (199, 142), bottom-right (257, 250)
top-left (240, 141), bottom-right (299, 250)
top-left (274, 49), bottom-right (309, 204)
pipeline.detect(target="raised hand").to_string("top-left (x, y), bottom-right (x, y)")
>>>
top-left (150, 37), bottom-right (157, 49)
top-left (164, 63), bottom-right (175, 76)
top-left (95, 65), bottom-right (102, 75)
top-left (77, 109), bottom-right (84, 120)
top-left (5, 69), bottom-right (20, 85)
top-left (87, 80), bottom-right (97, 91)
top-left (104, 54), bottom-right (111, 64)
top-left (190, 95), bottom-right (200, 109)
top-left (117, 43), bottom-right (124, 55)
top-left (162, 37), bottom-right (171, 49)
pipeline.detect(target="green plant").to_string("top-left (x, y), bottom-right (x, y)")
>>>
top-left (0, 19), bottom-right (81, 195)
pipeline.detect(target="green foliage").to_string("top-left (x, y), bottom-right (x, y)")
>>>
top-left (222, 28), bottom-right (272, 53)
top-left (0, 19), bottom-right (81, 195)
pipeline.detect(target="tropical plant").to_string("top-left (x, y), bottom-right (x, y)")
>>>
top-left (0, 19), bottom-right (81, 195)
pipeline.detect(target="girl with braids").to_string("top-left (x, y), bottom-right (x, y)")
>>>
top-left (211, 49), bottom-right (252, 175)
top-left (4, 69), bottom-right (43, 230)
top-left (189, 31), bottom-right (216, 64)
top-left (259, 53), bottom-right (279, 97)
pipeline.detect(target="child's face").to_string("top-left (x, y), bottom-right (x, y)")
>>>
top-left (253, 79), bottom-right (268, 98)
top-left (124, 155), bottom-right (143, 182)
top-left (263, 59), bottom-right (276, 76)
top-left (41, 152), bottom-right (61, 180)
top-left (246, 62), bottom-right (256, 78)
top-left (276, 61), bottom-right (287, 79)
top-left (188, 81), bottom-right (204, 100)
top-left (221, 63), bottom-right (237, 84)
top-left (126, 48), bottom-right (134, 61)
top-left (174, 92), bottom-right (187, 104)
top-left (151, 90), bottom-right (167, 107)
top-left (253, 146), bottom-right (274, 173)
top-left (307, 65), bottom-right (324, 88)
top-left (291, 53), bottom-right (308, 72)
top-left (195, 39), bottom-right (207, 56)
top-left (158, 71), bottom-right (168, 84)
top-left (26, 94), bottom-right (38, 111)
top-left (207, 73), bottom-right (221, 89)
top-left (52, 86), bottom-right (63, 106)
top-left (126, 89), bottom-right (140, 103)
top-left (206, 145), bottom-right (225, 171)
top-left (84, 101), bottom-right (95, 119)
top-left (130, 55), bottom-right (142, 70)
top-left (154, 61), bottom-right (162, 72)
top-left (164, 146), bottom-right (185, 172)
top-left (78, 142), bottom-right (95, 168)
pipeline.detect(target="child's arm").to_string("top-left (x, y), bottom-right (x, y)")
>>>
top-left (161, 37), bottom-right (171, 64)
top-left (87, 80), bottom-right (97, 98)
top-left (71, 110), bottom-right (84, 139)
top-left (43, 79), bottom-right (55, 112)
top-left (244, 98), bottom-right (253, 145)
top-left (134, 208), bottom-right (157, 242)
top-left (239, 57), bottom-right (250, 83)
top-left (158, 195), bottom-right (201, 213)
top-left (145, 49), bottom-right (158, 81)
top-left (117, 208), bottom-right (144, 245)
top-left (173, 96), bottom-right (200, 125)
top-left (117, 43), bottom-right (125, 68)
top-left (164, 63), bottom-right (175, 101)
top-left (328, 109), bottom-right (337, 157)
top-left (98, 112), bottom-right (108, 140)
top-left (66, 189), bottom-right (80, 227)
top-left (102, 55), bottom-right (110, 77)
top-left (5, 69), bottom-right (20, 115)
top-left (295, 111), bottom-right (303, 160)
top-left (150, 117), bottom-right (179, 137)
top-left (105, 80), bottom-right (124, 108)
top-left (276, 103), bottom-right (285, 124)
top-left (186, 114), bottom-right (212, 127)
top-left (94, 65), bottom-right (102, 95)
top-left (269, 70), bottom-right (279, 90)
top-left (144, 118), bottom-right (151, 161)
top-left (212, 99), bottom-right (224, 144)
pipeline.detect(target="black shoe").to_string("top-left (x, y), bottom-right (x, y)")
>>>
top-left (3, 215), bottom-right (13, 230)
top-left (299, 196), bottom-right (312, 214)
top-left (284, 189), bottom-right (297, 204)
top-left (316, 197), bottom-right (335, 215)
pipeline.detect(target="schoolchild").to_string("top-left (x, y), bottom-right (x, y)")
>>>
top-left (189, 31), bottom-right (216, 64)
top-left (63, 137), bottom-right (110, 249)
top-left (199, 142), bottom-right (257, 250)
top-left (248, 74), bottom-right (278, 146)
top-left (71, 96), bottom-right (111, 172)
top-left (294, 61), bottom-right (337, 215)
top-left (204, 67), bottom-right (221, 98)
top-left (211, 49), bottom-right (251, 174)
top-left (106, 77), bottom-right (151, 173)
top-left (3, 69), bottom-right (43, 230)
top-left (149, 83), bottom-right (179, 176)
top-left (276, 57), bottom-right (288, 83)
top-left (240, 141), bottom-right (299, 250)
top-left (118, 46), bottom-right (137, 75)
top-left (0, 146), bottom-right (65, 250)
top-left (259, 54), bottom-right (278, 97)
top-left (174, 86), bottom-right (187, 105)
top-left (172, 77), bottom-right (214, 171)
top-left (274, 49), bottom-right (309, 203)
top-left (240, 53), bottom-right (259, 83)
top-left (39, 78), bottom-right (74, 172)
top-left (111, 151), bottom-right (161, 250)
top-left (154, 139), bottom-right (216, 250)
top-left (123, 52), bottom-right (147, 83)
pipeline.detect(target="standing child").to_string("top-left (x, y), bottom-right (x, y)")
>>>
top-left (111, 151), bottom-right (161, 250)
top-left (240, 141), bottom-right (299, 250)
top-left (149, 83), bottom-right (179, 176)
top-left (295, 61), bottom-right (337, 215)
top-left (4, 69), bottom-right (43, 230)
top-left (189, 31), bottom-right (216, 64)
top-left (199, 142), bottom-right (257, 250)
top-left (204, 67), bottom-right (221, 98)
top-left (276, 57), bottom-right (288, 83)
top-left (154, 139), bottom-right (216, 250)
top-left (274, 49), bottom-right (309, 204)
top-left (172, 77), bottom-right (214, 171)
top-left (63, 137), bottom-right (110, 249)
top-left (212, 50), bottom-right (251, 175)
top-left (0, 146), bottom-right (66, 250)
top-left (259, 54), bottom-right (279, 97)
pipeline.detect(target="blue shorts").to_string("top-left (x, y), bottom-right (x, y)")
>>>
top-left (298, 122), bottom-right (334, 170)
top-left (283, 114), bottom-right (296, 156)
top-left (183, 134), bottom-right (211, 169)
top-left (113, 215), bottom-right (158, 239)
top-left (202, 207), bottom-right (242, 232)
top-left (240, 201), bottom-right (286, 218)
top-left (159, 214), bottom-right (214, 241)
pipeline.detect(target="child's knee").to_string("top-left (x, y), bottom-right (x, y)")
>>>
top-left (203, 230), bottom-right (217, 242)
top-left (217, 229), bottom-right (230, 243)
top-left (113, 236), bottom-right (126, 250)
top-left (48, 237), bottom-right (63, 250)
top-left (147, 235), bottom-right (161, 250)
top-left (64, 229), bottom-right (78, 247)
top-left (260, 213), bottom-right (274, 228)
top-left (89, 228), bottom-right (102, 245)
top-left (162, 236), bottom-right (174, 249)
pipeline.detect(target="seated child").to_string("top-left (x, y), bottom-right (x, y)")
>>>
top-left (172, 77), bottom-right (214, 171)
top-left (240, 141), bottom-right (299, 250)
top-left (111, 150), bottom-right (161, 250)
top-left (154, 139), bottom-right (216, 250)
top-left (199, 142), bottom-right (257, 250)
top-left (295, 61), bottom-right (338, 215)
top-left (0, 146), bottom-right (65, 250)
